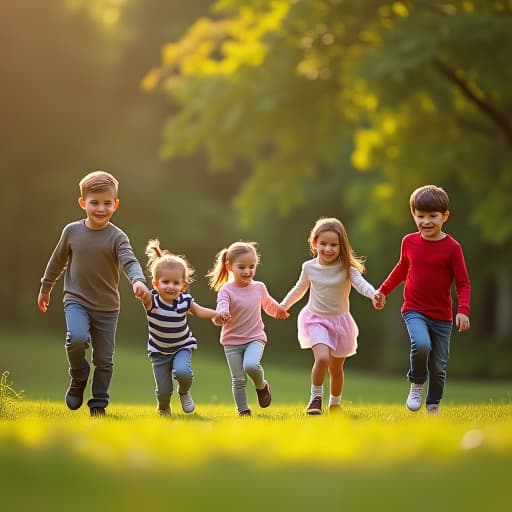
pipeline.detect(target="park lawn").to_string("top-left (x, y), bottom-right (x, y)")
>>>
top-left (1, 400), bottom-right (512, 512)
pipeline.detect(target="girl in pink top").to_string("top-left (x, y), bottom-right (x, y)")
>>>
top-left (208, 241), bottom-right (288, 416)
top-left (280, 218), bottom-right (384, 415)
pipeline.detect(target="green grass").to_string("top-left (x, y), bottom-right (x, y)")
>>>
top-left (2, 331), bottom-right (512, 512)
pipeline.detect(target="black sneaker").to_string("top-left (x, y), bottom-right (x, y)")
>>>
top-left (90, 407), bottom-right (106, 417)
top-left (65, 378), bottom-right (88, 410)
top-left (239, 409), bottom-right (252, 416)
top-left (306, 396), bottom-right (322, 415)
top-left (256, 382), bottom-right (272, 408)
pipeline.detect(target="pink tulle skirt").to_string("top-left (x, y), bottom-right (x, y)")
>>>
top-left (297, 307), bottom-right (359, 358)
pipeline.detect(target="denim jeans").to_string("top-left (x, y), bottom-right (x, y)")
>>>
top-left (64, 302), bottom-right (119, 409)
top-left (224, 341), bottom-right (266, 413)
top-left (149, 349), bottom-right (193, 408)
top-left (402, 311), bottom-right (453, 405)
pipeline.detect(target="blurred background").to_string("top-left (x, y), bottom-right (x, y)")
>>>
top-left (2, 0), bottom-right (511, 380)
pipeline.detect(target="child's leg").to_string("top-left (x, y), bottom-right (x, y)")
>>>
top-left (224, 344), bottom-right (250, 413)
top-left (328, 356), bottom-right (345, 406)
top-left (150, 353), bottom-right (174, 410)
top-left (311, 343), bottom-right (330, 388)
top-left (402, 312), bottom-right (431, 384)
top-left (64, 303), bottom-right (92, 382)
top-left (426, 319), bottom-right (452, 405)
top-left (242, 340), bottom-right (266, 389)
top-left (87, 309), bottom-right (119, 410)
top-left (172, 349), bottom-right (194, 394)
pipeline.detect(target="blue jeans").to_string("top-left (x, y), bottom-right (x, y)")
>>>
top-left (402, 311), bottom-right (453, 405)
top-left (64, 302), bottom-right (119, 409)
top-left (224, 341), bottom-right (266, 413)
top-left (149, 349), bottom-right (194, 408)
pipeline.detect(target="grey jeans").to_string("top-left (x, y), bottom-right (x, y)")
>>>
top-left (224, 340), bottom-right (266, 413)
top-left (64, 302), bottom-right (119, 409)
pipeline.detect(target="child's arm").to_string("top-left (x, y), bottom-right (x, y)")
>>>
top-left (37, 292), bottom-right (51, 313)
top-left (280, 264), bottom-right (310, 311)
top-left (190, 302), bottom-right (230, 323)
top-left (261, 283), bottom-right (290, 319)
top-left (134, 281), bottom-right (152, 310)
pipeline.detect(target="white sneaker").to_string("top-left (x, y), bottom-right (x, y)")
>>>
top-left (426, 404), bottom-right (440, 416)
top-left (406, 383), bottom-right (424, 411)
top-left (179, 391), bottom-right (195, 413)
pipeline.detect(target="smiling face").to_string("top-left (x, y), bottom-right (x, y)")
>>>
top-left (412, 209), bottom-right (449, 241)
top-left (227, 251), bottom-right (258, 287)
top-left (78, 189), bottom-right (119, 230)
top-left (312, 230), bottom-right (341, 265)
top-left (152, 265), bottom-right (186, 303)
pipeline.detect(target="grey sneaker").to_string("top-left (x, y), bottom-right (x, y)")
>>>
top-left (406, 383), bottom-right (424, 411)
top-left (239, 409), bottom-right (252, 416)
top-left (256, 382), bottom-right (272, 408)
top-left (306, 396), bottom-right (322, 415)
top-left (426, 404), bottom-right (440, 416)
top-left (179, 391), bottom-right (195, 413)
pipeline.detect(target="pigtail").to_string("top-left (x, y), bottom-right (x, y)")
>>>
top-left (207, 248), bottom-right (230, 292)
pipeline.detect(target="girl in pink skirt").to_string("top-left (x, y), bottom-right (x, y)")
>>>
top-left (280, 217), bottom-right (384, 415)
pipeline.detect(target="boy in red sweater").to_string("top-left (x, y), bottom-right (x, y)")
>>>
top-left (376, 185), bottom-right (471, 415)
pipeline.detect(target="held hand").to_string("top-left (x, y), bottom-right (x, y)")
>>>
top-left (372, 291), bottom-right (386, 310)
top-left (456, 313), bottom-right (470, 332)
top-left (133, 282), bottom-right (152, 309)
top-left (212, 311), bottom-right (231, 325)
top-left (275, 305), bottom-right (289, 320)
top-left (38, 292), bottom-right (50, 313)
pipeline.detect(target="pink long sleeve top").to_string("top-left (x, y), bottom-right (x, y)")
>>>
top-left (216, 281), bottom-right (281, 346)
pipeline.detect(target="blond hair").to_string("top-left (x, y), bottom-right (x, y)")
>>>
top-left (207, 241), bottom-right (260, 291)
top-left (79, 170), bottom-right (119, 198)
top-left (145, 239), bottom-right (194, 291)
top-left (308, 217), bottom-right (366, 273)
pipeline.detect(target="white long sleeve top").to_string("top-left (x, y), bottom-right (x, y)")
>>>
top-left (280, 258), bottom-right (376, 316)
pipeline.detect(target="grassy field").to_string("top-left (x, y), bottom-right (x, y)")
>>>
top-left (2, 331), bottom-right (512, 511)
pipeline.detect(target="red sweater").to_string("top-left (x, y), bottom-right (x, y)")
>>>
top-left (379, 232), bottom-right (471, 321)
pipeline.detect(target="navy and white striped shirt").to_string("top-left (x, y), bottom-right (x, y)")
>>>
top-left (146, 289), bottom-right (198, 355)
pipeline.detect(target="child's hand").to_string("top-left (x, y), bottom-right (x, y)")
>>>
top-left (275, 305), bottom-right (289, 320)
top-left (372, 291), bottom-right (386, 310)
top-left (212, 311), bottom-right (231, 325)
top-left (456, 313), bottom-right (470, 332)
top-left (133, 281), bottom-right (152, 309)
top-left (37, 292), bottom-right (50, 313)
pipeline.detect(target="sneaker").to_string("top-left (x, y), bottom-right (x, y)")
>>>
top-left (406, 383), bottom-right (424, 411)
top-left (65, 377), bottom-right (88, 410)
top-left (256, 382), bottom-right (272, 408)
top-left (239, 409), bottom-right (252, 416)
top-left (426, 404), bottom-right (440, 416)
top-left (306, 396), bottom-right (322, 415)
top-left (329, 404), bottom-right (343, 413)
top-left (90, 406), bottom-right (105, 417)
top-left (157, 407), bottom-right (171, 416)
top-left (179, 391), bottom-right (195, 413)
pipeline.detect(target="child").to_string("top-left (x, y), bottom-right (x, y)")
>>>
top-left (37, 170), bottom-right (152, 416)
top-left (280, 217), bottom-right (383, 415)
top-left (143, 239), bottom-right (227, 416)
top-left (376, 185), bottom-right (471, 416)
top-left (207, 241), bottom-right (289, 416)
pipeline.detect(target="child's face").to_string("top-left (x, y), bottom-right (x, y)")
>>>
top-left (78, 190), bottom-right (119, 230)
top-left (153, 267), bottom-right (186, 303)
top-left (313, 230), bottom-right (340, 265)
top-left (412, 209), bottom-right (449, 241)
top-left (227, 252), bottom-right (258, 287)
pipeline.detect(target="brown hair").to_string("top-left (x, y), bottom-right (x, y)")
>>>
top-left (79, 170), bottom-right (119, 198)
top-left (207, 241), bottom-right (260, 291)
top-left (145, 239), bottom-right (194, 291)
top-left (409, 185), bottom-right (449, 213)
top-left (308, 217), bottom-right (365, 273)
